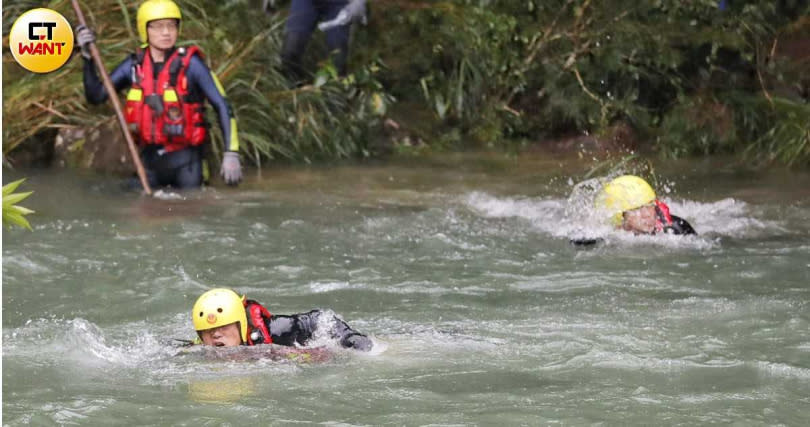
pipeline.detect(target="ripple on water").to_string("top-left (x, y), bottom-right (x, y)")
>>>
top-left (1, 253), bottom-right (52, 275)
top-left (309, 281), bottom-right (353, 293)
top-left (755, 361), bottom-right (810, 380)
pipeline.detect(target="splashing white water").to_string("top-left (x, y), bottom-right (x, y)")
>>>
top-left (462, 178), bottom-right (778, 249)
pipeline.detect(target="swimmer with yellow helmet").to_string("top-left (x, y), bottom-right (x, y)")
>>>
top-left (191, 288), bottom-right (373, 351)
top-left (596, 175), bottom-right (696, 235)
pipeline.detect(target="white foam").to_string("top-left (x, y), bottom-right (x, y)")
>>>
top-left (309, 281), bottom-right (353, 293)
top-left (153, 190), bottom-right (185, 200)
top-left (665, 198), bottom-right (778, 236)
top-left (462, 183), bottom-right (783, 249)
top-left (755, 361), bottom-right (810, 379)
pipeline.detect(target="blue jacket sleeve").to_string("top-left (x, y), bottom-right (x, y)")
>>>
top-left (83, 57), bottom-right (133, 105)
top-left (185, 55), bottom-right (239, 153)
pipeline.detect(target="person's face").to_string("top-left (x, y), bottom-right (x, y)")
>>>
top-left (622, 204), bottom-right (657, 234)
top-left (146, 18), bottom-right (178, 50)
top-left (199, 322), bottom-right (242, 347)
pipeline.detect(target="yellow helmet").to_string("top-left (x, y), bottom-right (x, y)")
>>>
top-left (596, 175), bottom-right (657, 226)
top-left (192, 288), bottom-right (247, 343)
top-left (136, 0), bottom-right (182, 43)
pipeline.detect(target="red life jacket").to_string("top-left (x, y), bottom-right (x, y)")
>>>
top-left (243, 299), bottom-right (273, 346)
top-left (653, 199), bottom-right (674, 233)
top-left (124, 46), bottom-right (207, 152)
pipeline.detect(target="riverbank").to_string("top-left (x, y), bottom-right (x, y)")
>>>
top-left (3, 1), bottom-right (808, 169)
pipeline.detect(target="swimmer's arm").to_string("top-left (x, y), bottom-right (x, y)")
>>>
top-left (570, 237), bottom-right (604, 246)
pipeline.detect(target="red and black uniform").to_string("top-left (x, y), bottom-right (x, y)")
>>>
top-left (243, 299), bottom-right (372, 351)
top-left (653, 200), bottom-right (696, 235)
top-left (123, 46), bottom-right (207, 152)
top-left (83, 46), bottom-right (238, 189)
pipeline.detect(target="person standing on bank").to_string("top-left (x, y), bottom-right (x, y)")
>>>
top-left (77, 0), bottom-right (242, 189)
top-left (263, 0), bottom-right (367, 83)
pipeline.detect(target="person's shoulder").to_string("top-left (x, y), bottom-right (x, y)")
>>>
top-left (114, 53), bottom-right (137, 68)
top-left (185, 50), bottom-right (207, 67)
top-left (181, 51), bottom-right (212, 84)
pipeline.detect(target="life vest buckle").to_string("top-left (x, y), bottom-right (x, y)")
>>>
top-left (144, 94), bottom-right (164, 115)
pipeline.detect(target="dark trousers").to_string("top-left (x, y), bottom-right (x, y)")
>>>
top-left (282, 0), bottom-right (351, 81)
top-left (139, 145), bottom-right (203, 190)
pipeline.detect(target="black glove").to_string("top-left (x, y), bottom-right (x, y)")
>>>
top-left (75, 24), bottom-right (95, 60)
top-left (342, 334), bottom-right (372, 351)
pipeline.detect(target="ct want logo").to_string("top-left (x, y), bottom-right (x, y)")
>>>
top-left (9, 8), bottom-right (74, 73)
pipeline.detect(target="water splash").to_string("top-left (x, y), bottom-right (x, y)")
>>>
top-left (462, 174), bottom-right (780, 249)
top-left (153, 190), bottom-right (186, 200)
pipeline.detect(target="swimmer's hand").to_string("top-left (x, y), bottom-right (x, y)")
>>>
top-left (569, 237), bottom-right (603, 247)
top-left (170, 338), bottom-right (198, 347)
top-left (342, 334), bottom-right (373, 351)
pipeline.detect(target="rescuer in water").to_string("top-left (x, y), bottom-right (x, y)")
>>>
top-left (191, 288), bottom-right (373, 351)
top-left (596, 175), bottom-right (696, 236)
top-left (77, 0), bottom-right (242, 189)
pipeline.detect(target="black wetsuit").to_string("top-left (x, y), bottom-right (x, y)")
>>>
top-left (82, 49), bottom-right (237, 189)
top-left (250, 309), bottom-right (372, 351)
top-left (661, 215), bottom-right (696, 235)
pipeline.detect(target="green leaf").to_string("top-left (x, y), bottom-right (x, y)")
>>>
top-left (3, 211), bottom-right (32, 231)
top-left (8, 205), bottom-right (35, 215)
top-left (3, 191), bottom-right (33, 207)
top-left (2, 179), bottom-right (26, 197)
top-left (2, 178), bottom-right (34, 231)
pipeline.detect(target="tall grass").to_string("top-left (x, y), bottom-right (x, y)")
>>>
top-left (2, 0), bottom-right (808, 167)
top-left (2, 0), bottom-right (392, 166)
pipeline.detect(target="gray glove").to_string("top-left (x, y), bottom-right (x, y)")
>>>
top-left (75, 24), bottom-right (95, 60)
top-left (344, 0), bottom-right (367, 24)
top-left (220, 151), bottom-right (242, 186)
top-left (318, 0), bottom-right (366, 31)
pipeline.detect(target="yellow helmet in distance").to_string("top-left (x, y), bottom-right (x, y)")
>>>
top-left (192, 288), bottom-right (247, 343)
top-left (596, 175), bottom-right (657, 226)
top-left (136, 0), bottom-right (182, 43)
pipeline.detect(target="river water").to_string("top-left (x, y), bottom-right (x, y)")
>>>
top-left (3, 154), bottom-right (809, 425)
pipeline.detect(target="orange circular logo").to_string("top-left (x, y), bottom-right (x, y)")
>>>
top-left (9, 8), bottom-right (74, 73)
top-left (206, 313), bottom-right (217, 324)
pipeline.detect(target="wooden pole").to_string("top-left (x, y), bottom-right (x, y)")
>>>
top-left (71, 0), bottom-right (152, 195)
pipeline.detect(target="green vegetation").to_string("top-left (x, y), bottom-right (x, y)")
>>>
top-left (2, 0), bottom-right (808, 168)
top-left (363, 0), bottom-right (808, 164)
top-left (2, 179), bottom-right (35, 231)
top-left (2, 0), bottom-right (392, 167)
